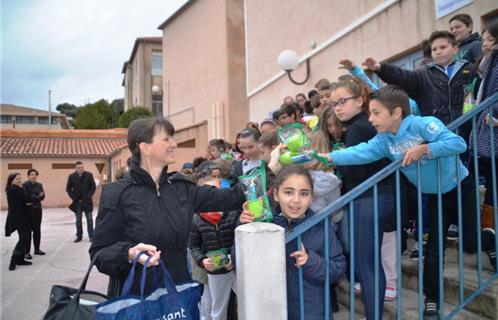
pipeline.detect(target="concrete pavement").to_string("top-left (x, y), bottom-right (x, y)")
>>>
top-left (1, 207), bottom-right (108, 320)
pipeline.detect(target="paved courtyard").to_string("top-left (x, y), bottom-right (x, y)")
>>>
top-left (1, 207), bottom-right (108, 320)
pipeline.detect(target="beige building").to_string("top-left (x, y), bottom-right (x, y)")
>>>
top-left (158, 0), bottom-right (248, 150)
top-left (0, 104), bottom-right (70, 129)
top-left (0, 128), bottom-right (128, 209)
top-left (122, 37), bottom-right (163, 116)
top-left (244, 0), bottom-right (498, 122)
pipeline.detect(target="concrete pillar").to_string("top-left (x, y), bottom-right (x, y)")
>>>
top-left (235, 222), bottom-right (287, 320)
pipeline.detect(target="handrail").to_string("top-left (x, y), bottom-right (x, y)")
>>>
top-left (286, 91), bottom-right (498, 244)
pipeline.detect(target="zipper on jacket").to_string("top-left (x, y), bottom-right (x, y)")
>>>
top-left (215, 223), bottom-right (224, 250)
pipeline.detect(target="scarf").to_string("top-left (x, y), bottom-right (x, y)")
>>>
top-left (200, 212), bottom-right (223, 225)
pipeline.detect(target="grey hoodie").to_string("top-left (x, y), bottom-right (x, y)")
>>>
top-left (310, 170), bottom-right (343, 223)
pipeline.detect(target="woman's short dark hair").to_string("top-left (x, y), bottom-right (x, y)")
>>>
top-left (27, 169), bottom-right (39, 176)
top-left (127, 117), bottom-right (175, 158)
top-left (5, 172), bottom-right (20, 192)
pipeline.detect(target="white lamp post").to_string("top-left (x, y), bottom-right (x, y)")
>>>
top-left (277, 50), bottom-right (311, 85)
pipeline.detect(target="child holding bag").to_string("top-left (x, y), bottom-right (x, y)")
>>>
top-left (240, 165), bottom-right (346, 320)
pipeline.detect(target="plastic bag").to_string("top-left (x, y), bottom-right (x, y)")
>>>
top-left (239, 163), bottom-right (272, 222)
top-left (206, 249), bottom-right (229, 271)
top-left (278, 123), bottom-right (311, 153)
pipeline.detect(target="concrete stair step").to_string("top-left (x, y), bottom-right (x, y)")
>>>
top-left (403, 240), bottom-right (498, 318)
top-left (335, 280), bottom-right (490, 320)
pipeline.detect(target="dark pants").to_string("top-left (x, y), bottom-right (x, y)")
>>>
top-left (423, 175), bottom-right (493, 302)
top-left (27, 207), bottom-right (42, 253)
top-left (13, 230), bottom-right (31, 259)
top-left (76, 200), bottom-right (93, 238)
top-left (343, 193), bottom-right (393, 320)
top-left (479, 157), bottom-right (498, 206)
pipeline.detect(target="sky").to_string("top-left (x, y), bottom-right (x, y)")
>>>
top-left (1, 0), bottom-right (187, 111)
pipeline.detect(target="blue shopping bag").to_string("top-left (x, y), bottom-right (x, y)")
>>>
top-left (95, 253), bottom-right (202, 320)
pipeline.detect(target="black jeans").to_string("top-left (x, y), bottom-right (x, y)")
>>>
top-left (75, 200), bottom-right (94, 238)
top-left (27, 207), bottom-right (42, 253)
top-left (478, 157), bottom-right (498, 206)
top-left (13, 230), bottom-right (31, 258)
top-left (423, 175), bottom-right (493, 302)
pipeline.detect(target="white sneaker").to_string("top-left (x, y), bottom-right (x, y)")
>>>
top-left (384, 287), bottom-right (397, 301)
top-left (354, 282), bottom-right (362, 294)
top-left (447, 224), bottom-right (458, 240)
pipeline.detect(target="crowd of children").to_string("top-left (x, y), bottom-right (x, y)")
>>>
top-left (170, 15), bottom-right (498, 320)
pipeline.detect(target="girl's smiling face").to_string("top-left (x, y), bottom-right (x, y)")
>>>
top-left (274, 173), bottom-right (313, 221)
top-left (238, 136), bottom-right (260, 161)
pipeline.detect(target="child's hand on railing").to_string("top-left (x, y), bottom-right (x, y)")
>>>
top-left (240, 203), bottom-right (255, 224)
top-left (290, 243), bottom-right (308, 268)
top-left (402, 144), bottom-right (428, 167)
top-left (485, 114), bottom-right (498, 127)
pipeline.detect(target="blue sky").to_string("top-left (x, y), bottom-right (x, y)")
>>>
top-left (1, 0), bottom-right (187, 110)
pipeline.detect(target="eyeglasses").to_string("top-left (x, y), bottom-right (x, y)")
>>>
top-left (329, 96), bottom-right (359, 108)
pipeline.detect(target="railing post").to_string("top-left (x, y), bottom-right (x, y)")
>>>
top-left (235, 222), bottom-right (287, 320)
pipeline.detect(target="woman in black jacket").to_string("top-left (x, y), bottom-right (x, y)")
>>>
top-left (5, 172), bottom-right (36, 271)
top-left (89, 117), bottom-right (245, 297)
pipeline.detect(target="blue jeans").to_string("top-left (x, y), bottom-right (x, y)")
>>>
top-left (75, 200), bottom-right (94, 238)
top-left (341, 193), bottom-right (394, 320)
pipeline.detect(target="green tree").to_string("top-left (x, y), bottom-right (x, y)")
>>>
top-left (74, 99), bottom-right (113, 129)
top-left (56, 102), bottom-right (78, 118)
top-left (118, 107), bottom-right (153, 128)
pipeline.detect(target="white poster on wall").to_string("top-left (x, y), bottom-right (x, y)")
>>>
top-left (435, 0), bottom-right (474, 19)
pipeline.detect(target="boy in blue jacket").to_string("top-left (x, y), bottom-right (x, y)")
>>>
top-left (321, 86), bottom-right (496, 318)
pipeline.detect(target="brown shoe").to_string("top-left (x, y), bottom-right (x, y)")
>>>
top-left (482, 204), bottom-right (495, 229)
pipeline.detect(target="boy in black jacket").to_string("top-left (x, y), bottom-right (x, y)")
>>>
top-left (363, 30), bottom-right (476, 125)
top-left (189, 173), bottom-right (239, 320)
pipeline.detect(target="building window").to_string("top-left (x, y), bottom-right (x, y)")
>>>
top-left (8, 163), bottom-right (32, 170)
top-left (15, 116), bottom-right (35, 124)
top-left (370, 49), bottom-right (423, 87)
top-left (52, 163), bottom-right (76, 169)
top-left (152, 50), bottom-right (162, 76)
top-left (38, 117), bottom-right (58, 124)
top-left (1, 116), bottom-right (12, 123)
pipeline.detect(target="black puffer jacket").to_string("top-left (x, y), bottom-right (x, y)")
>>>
top-left (376, 60), bottom-right (476, 125)
top-left (89, 157), bottom-right (245, 297)
top-left (188, 210), bottom-right (239, 274)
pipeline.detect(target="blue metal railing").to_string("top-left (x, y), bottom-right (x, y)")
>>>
top-left (286, 91), bottom-right (498, 319)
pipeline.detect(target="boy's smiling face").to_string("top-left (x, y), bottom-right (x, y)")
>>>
top-left (368, 100), bottom-right (402, 134)
top-left (431, 37), bottom-right (458, 67)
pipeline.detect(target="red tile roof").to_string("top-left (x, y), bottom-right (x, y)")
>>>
top-left (1, 129), bottom-right (128, 157)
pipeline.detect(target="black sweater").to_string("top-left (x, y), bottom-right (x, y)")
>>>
top-left (89, 158), bottom-right (245, 297)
